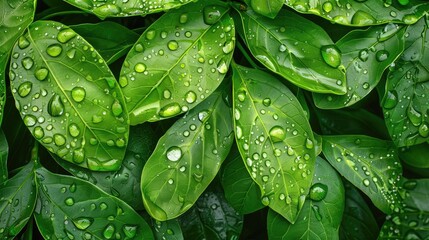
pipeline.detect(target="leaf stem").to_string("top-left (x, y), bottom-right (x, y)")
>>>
top-left (236, 41), bottom-right (260, 70)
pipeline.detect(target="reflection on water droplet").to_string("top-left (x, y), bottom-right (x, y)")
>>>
top-left (24, 114), bottom-right (37, 127)
top-left (269, 126), bottom-right (286, 143)
top-left (185, 91), bottom-right (197, 104)
top-left (159, 103), bottom-right (181, 117)
top-left (18, 82), bottom-right (32, 97)
top-left (376, 50), bottom-right (389, 62)
top-left (93, 4), bottom-right (121, 17)
top-left (134, 63), bottom-right (146, 73)
top-left (71, 87), bottom-right (86, 102)
top-left (261, 196), bottom-right (270, 206)
top-left (122, 225), bottom-right (137, 238)
top-left (168, 40), bottom-right (179, 51)
top-left (33, 126), bottom-right (44, 139)
top-left (309, 183), bottom-right (328, 201)
top-left (65, 197), bottom-right (74, 206)
top-left (46, 44), bottom-right (63, 57)
top-left (18, 36), bottom-right (30, 49)
top-left (35, 68), bottom-right (49, 81)
top-left (382, 90), bottom-right (398, 109)
top-left (54, 134), bottom-right (66, 146)
top-left (73, 217), bottom-right (93, 230)
top-left (322, 2), bottom-right (332, 12)
top-left (73, 149), bottom-right (85, 164)
top-left (222, 41), bottom-right (234, 54)
top-left (48, 94), bottom-right (65, 117)
top-left (57, 28), bottom-right (76, 43)
top-left (68, 123), bottom-right (80, 137)
top-left (359, 49), bottom-right (369, 62)
top-left (320, 45), bottom-right (341, 68)
top-left (103, 224), bottom-right (115, 239)
top-left (351, 10), bottom-right (376, 25)
top-left (22, 57), bottom-right (34, 70)
top-left (166, 146), bottom-right (182, 161)
top-left (203, 5), bottom-right (222, 25)
top-left (363, 179), bottom-right (370, 186)
top-left (179, 13), bottom-right (188, 24)
top-left (111, 101), bottom-right (123, 117)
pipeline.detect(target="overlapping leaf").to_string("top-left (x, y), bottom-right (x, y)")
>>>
top-left (0, 130), bottom-right (8, 184)
top-left (151, 218), bottom-right (183, 240)
top-left (234, 8), bottom-right (346, 94)
top-left (10, 20), bottom-right (129, 171)
top-left (34, 167), bottom-right (153, 239)
top-left (314, 24), bottom-right (405, 109)
top-left (245, 0), bottom-right (284, 18)
top-left (399, 143), bottom-right (429, 168)
top-left (141, 90), bottom-right (234, 221)
top-left (232, 64), bottom-right (316, 223)
top-left (322, 135), bottom-right (403, 214)
top-left (120, 0), bottom-right (235, 125)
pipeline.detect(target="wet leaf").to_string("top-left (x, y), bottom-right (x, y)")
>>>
top-left (141, 90), bottom-right (234, 221)
top-left (120, 0), bottom-right (235, 125)
top-left (314, 24), bottom-right (405, 109)
top-left (233, 8), bottom-right (346, 94)
top-left (232, 64), bottom-right (316, 223)
top-left (322, 135), bottom-right (403, 214)
top-left (9, 20), bottom-right (129, 171)
top-left (245, 0), bottom-right (284, 19)
top-left (34, 167), bottom-right (154, 239)
top-left (0, 130), bottom-right (8, 184)
top-left (0, 161), bottom-right (37, 239)
top-left (151, 218), bottom-right (183, 240)
top-left (267, 158), bottom-right (344, 240)
top-left (284, 0), bottom-right (429, 26)
top-left (0, 0), bottom-right (36, 125)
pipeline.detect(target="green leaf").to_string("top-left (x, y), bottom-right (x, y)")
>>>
top-left (0, 130), bottom-right (8, 184)
top-left (267, 158), bottom-right (344, 240)
top-left (53, 124), bottom-right (156, 210)
top-left (63, 0), bottom-right (194, 19)
top-left (71, 21), bottom-right (139, 64)
top-left (34, 167), bottom-right (154, 239)
top-left (284, 0), bottom-right (429, 26)
top-left (120, 0), bottom-right (235, 125)
top-left (245, 0), bottom-right (284, 19)
top-left (179, 186), bottom-right (243, 240)
top-left (232, 64), bottom-right (316, 223)
top-left (141, 90), bottom-right (234, 221)
top-left (151, 218), bottom-right (184, 240)
top-left (339, 181), bottom-right (379, 240)
top-left (313, 24), bottom-right (405, 109)
top-left (0, 161), bottom-right (37, 239)
top-left (399, 143), bottom-right (429, 169)
top-left (233, 8), bottom-right (346, 94)
top-left (322, 135), bottom-right (403, 214)
top-left (381, 16), bottom-right (429, 147)
top-left (0, 0), bottom-right (36, 125)
top-left (221, 149), bottom-right (265, 214)
top-left (9, 20), bottom-right (129, 171)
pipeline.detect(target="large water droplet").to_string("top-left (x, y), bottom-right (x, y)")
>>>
top-left (312, 205), bottom-right (322, 221)
top-left (217, 59), bottom-right (228, 74)
top-left (320, 45), bottom-right (341, 68)
top-left (57, 28), bottom-right (76, 43)
top-left (407, 106), bottom-right (422, 126)
top-left (18, 82), bottom-right (32, 97)
top-left (185, 91), bottom-right (197, 104)
top-left (179, 13), bottom-right (188, 24)
top-left (103, 224), bottom-right (115, 239)
top-left (261, 196), bottom-right (270, 206)
top-left (166, 146), bottom-right (182, 161)
top-left (93, 4), bottom-right (121, 17)
top-left (122, 225), bottom-right (137, 238)
top-left (48, 94), bottom-right (65, 117)
top-left (159, 103), bottom-right (181, 117)
top-left (111, 101), bottom-right (123, 117)
top-left (222, 40), bottom-right (234, 54)
top-left (309, 183), bottom-right (328, 201)
top-left (203, 5), bottom-right (222, 25)
top-left (71, 87), bottom-right (86, 102)
top-left (73, 217), bottom-right (93, 230)
top-left (73, 149), bottom-right (85, 164)
top-left (33, 126), bottom-right (44, 139)
top-left (65, 197), bottom-right (75, 206)
top-left (146, 30), bottom-right (155, 40)
top-left (21, 57), bottom-right (34, 70)
top-left (167, 40), bottom-right (179, 51)
top-left (18, 36), bottom-right (30, 49)
top-left (378, 24), bottom-right (399, 42)
top-left (35, 68), bottom-right (49, 81)
top-left (382, 90), bottom-right (398, 109)
top-left (68, 123), bottom-right (80, 137)
top-left (359, 49), bottom-right (369, 62)
top-left (134, 63), bottom-right (146, 73)
top-left (198, 110), bottom-right (209, 122)
top-left (54, 134), bottom-right (66, 146)
top-left (46, 44), bottom-right (63, 57)
top-left (23, 115), bottom-right (37, 127)
top-left (322, 2), bottom-right (333, 12)
top-left (269, 126), bottom-right (286, 143)
top-left (376, 50), bottom-right (389, 62)
top-left (351, 10), bottom-right (376, 25)
top-left (419, 123), bottom-right (429, 138)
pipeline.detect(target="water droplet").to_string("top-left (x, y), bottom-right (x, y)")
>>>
top-left (309, 183), bottom-right (328, 201)
top-left (359, 49), bottom-right (369, 62)
top-left (111, 101), bottom-right (123, 117)
top-left (322, 2), bottom-right (333, 12)
top-left (237, 90), bottom-right (246, 102)
top-left (407, 106), bottom-right (422, 126)
top-left (18, 82), bottom-right (32, 97)
top-left (73, 217), bottom-right (93, 230)
top-left (73, 149), bottom-right (85, 164)
top-left (159, 102), bottom-right (181, 117)
top-left (46, 44), bottom-right (62, 57)
top-left (378, 24), bottom-right (399, 42)
top-left (363, 179), bottom-right (370, 186)
top-left (362, 82), bottom-right (370, 89)
top-left (179, 13), bottom-right (188, 24)
top-left (103, 224), bottom-right (115, 239)
top-left (419, 123), bottom-right (429, 137)
top-left (312, 205), bottom-right (322, 221)
top-left (382, 90), bottom-right (398, 109)
top-left (35, 68), bottom-right (49, 81)
top-left (146, 30), bottom-right (155, 40)
top-left (167, 40), bottom-right (179, 51)
top-left (222, 40), bottom-right (234, 54)
top-left (376, 50), bottom-right (389, 62)
top-left (351, 10), bottom-right (376, 25)
top-left (134, 63), bottom-right (146, 73)
top-left (48, 94), bottom-right (65, 117)
top-left (134, 43), bottom-right (144, 52)
top-left (166, 146), bottom-right (182, 161)
top-left (402, 14), bottom-right (418, 24)
top-left (305, 138), bottom-right (314, 149)
top-left (22, 57), bottom-right (34, 70)
top-left (92, 115), bottom-right (103, 123)
top-left (203, 5), bottom-right (222, 25)
top-left (269, 126), bottom-right (286, 143)
top-left (68, 123), bottom-right (80, 137)
top-left (100, 202), bottom-right (107, 210)
top-left (261, 196), bottom-right (270, 206)
top-left (67, 48), bottom-right (76, 59)
top-left (65, 197), bottom-right (74, 206)
top-left (122, 225), bottom-right (137, 238)
top-left (236, 126), bottom-right (243, 139)
top-left (263, 98), bottom-right (271, 106)
top-left (70, 86), bottom-right (86, 103)
top-left (320, 45), bottom-right (341, 68)
top-left (18, 36), bottom-right (30, 49)
top-left (160, 31), bottom-right (168, 39)
top-left (54, 134), bottom-right (66, 146)
top-left (57, 28), bottom-right (76, 43)
top-left (185, 91), bottom-right (197, 104)
top-left (93, 4), bottom-right (121, 17)
top-left (33, 126), bottom-right (44, 139)
top-left (168, 178), bottom-right (174, 184)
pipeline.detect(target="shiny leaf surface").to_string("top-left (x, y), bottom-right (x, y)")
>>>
top-left (245, 0), bottom-right (284, 19)
top-left (151, 218), bottom-right (183, 240)
top-left (0, 130), bottom-right (8, 184)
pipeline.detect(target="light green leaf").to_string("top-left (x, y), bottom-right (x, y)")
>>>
top-left (245, 0), bottom-right (284, 19)
top-left (141, 90), bottom-right (234, 221)
top-left (34, 167), bottom-right (154, 239)
top-left (120, 0), bottom-right (235, 125)
top-left (313, 24), bottom-right (405, 109)
top-left (284, 0), bottom-right (429, 26)
top-left (0, 161), bottom-right (37, 239)
top-left (151, 218), bottom-right (183, 240)
top-left (10, 20), bottom-right (129, 171)
top-left (234, 8), bottom-right (346, 94)
top-left (232, 64), bottom-right (316, 223)
top-left (322, 135), bottom-right (403, 214)
top-left (0, 0), bottom-right (36, 125)
top-left (0, 130), bottom-right (8, 184)
top-left (267, 158), bottom-right (344, 240)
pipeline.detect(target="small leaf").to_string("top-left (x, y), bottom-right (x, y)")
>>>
top-left (0, 130), bottom-right (8, 184)
top-left (234, 8), bottom-right (346, 94)
top-left (267, 158), bottom-right (344, 240)
top-left (151, 218), bottom-right (184, 240)
top-left (322, 135), bottom-right (403, 214)
top-left (34, 167), bottom-right (154, 239)
top-left (141, 90), bottom-right (234, 221)
top-left (120, 0), bottom-right (235, 125)
top-left (313, 24), bottom-right (405, 109)
top-left (10, 20), bottom-right (129, 171)
top-left (0, 161), bottom-right (37, 239)
top-left (245, 0), bottom-right (284, 19)
top-left (232, 64), bottom-right (316, 223)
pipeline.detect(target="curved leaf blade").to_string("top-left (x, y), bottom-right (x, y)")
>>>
top-left (245, 0), bottom-right (284, 19)
top-left (10, 20), bottom-right (129, 171)
top-left (151, 218), bottom-right (184, 240)
top-left (232, 64), bottom-right (316, 223)
top-left (267, 158), bottom-right (345, 240)
top-left (322, 135), bottom-right (403, 214)
top-left (141, 90), bottom-right (234, 221)
top-left (120, 1), bottom-right (235, 125)
top-left (0, 130), bottom-right (8, 184)
top-left (34, 167), bottom-right (154, 239)
top-left (234, 8), bottom-right (346, 94)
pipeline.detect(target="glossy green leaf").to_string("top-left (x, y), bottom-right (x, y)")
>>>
top-left (34, 167), bottom-right (154, 239)
top-left (0, 130), bottom-right (8, 184)
top-left (313, 24), bottom-right (405, 109)
top-left (245, 0), bottom-right (284, 19)
top-left (71, 21), bottom-right (139, 64)
top-left (0, 0), bottom-right (36, 125)
top-left (63, 0), bottom-right (194, 19)
top-left (179, 187), bottom-right (243, 240)
top-left (53, 124), bottom-right (156, 210)
top-left (322, 135), bottom-right (403, 214)
top-left (141, 90), bottom-right (234, 221)
top-left (267, 158), bottom-right (344, 240)
top-left (120, 0), bottom-right (235, 125)
top-left (399, 143), bottom-right (429, 168)
top-left (284, 0), bottom-right (429, 26)
top-left (339, 181), bottom-right (379, 240)
top-left (9, 20), bottom-right (129, 171)
top-left (234, 8), bottom-right (346, 94)
top-left (221, 149), bottom-right (265, 214)
top-left (0, 161), bottom-right (37, 239)
top-left (151, 218), bottom-right (183, 240)
top-left (232, 64), bottom-right (316, 223)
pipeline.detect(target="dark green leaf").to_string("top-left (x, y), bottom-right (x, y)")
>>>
top-left (245, 0), bottom-right (284, 19)
top-left (284, 0), bottom-right (429, 26)
top-left (71, 21), bottom-right (139, 64)
top-left (120, 0), bottom-right (235, 125)
top-left (10, 20), bottom-right (129, 171)
top-left (151, 218), bottom-right (183, 240)
top-left (0, 0), bottom-right (36, 125)
top-left (0, 130), bottom-right (8, 184)
top-left (313, 24), bottom-right (405, 109)
top-left (141, 90), bottom-right (234, 221)
top-left (34, 167), bottom-right (154, 239)
top-left (267, 158), bottom-right (344, 240)
top-left (399, 143), bottom-right (429, 169)
top-left (0, 161), bottom-right (37, 239)
top-left (234, 8), bottom-right (346, 94)
top-left (232, 64), bottom-right (316, 223)
top-left (322, 135), bottom-right (403, 214)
